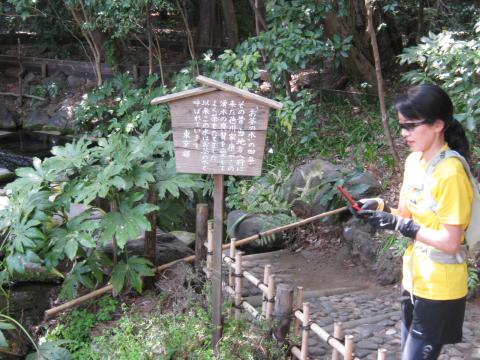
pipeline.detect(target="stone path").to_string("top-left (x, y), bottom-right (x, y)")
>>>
top-left (236, 249), bottom-right (480, 359)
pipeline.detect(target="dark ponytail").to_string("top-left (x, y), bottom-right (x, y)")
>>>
top-left (395, 84), bottom-right (470, 160)
top-left (445, 118), bottom-right (470, 161)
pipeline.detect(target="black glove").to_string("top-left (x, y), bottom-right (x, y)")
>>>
top-left (357, 210), bottom-right (420, 239)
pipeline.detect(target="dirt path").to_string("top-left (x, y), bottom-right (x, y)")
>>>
top-left (241, 246), bottom-right (377, 294)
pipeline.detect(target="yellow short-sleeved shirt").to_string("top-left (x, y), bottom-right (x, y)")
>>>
top-left (400, 145), bottom-right (473, 300)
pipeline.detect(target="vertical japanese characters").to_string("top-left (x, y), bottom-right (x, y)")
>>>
top-left (171, 92), bottom-right (268, 176)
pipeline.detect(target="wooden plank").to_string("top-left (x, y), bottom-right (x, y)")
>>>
top-left (212, 175), bottom-right (224, 355)
top-left (196, 75), bottom-right (283, 109)
top-left (150, 87), bottom-right (218, 105)
top-left (0, 55), bottom-right (184, 79)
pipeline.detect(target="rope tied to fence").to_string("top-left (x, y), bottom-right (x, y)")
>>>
top-left (326, 334), bottom-right (344, 344)
top-left (300, 321), bottom-right (313, 331)
top-left (255, 280), bottom-right (265, 289)
top-left (266, 297), bottom-right (275, 303)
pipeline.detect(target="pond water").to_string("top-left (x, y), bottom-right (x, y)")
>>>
top-left (0, 130), bottom-right (68, 171)
top-left (0, 283), bottom-right (61, 328)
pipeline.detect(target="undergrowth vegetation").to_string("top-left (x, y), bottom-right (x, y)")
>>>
top-left (44, 287), bottom-right (286, 360)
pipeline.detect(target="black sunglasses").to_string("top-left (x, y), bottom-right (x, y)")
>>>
top-left (399, 120), bottom-right (428, 131)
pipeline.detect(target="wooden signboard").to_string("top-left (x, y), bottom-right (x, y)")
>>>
top-left (151, 76), bottom-right (282, 176)
top-left (171, 91), bottom-right (269, 176)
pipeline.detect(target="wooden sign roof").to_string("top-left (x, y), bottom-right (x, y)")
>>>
top-left (151, 75), bottom-right (283, 110)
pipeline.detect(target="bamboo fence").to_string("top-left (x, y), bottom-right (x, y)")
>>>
top-left (44, 204), bottom-right (391, 358)
top-left (205, 224), bottom-right (389, 359)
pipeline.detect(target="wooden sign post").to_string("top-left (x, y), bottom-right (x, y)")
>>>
top-left (151, 75), bottom-right (282, 356)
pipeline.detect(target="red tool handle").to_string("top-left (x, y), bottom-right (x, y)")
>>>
top-left (337, 185), bottom-right (360, 211)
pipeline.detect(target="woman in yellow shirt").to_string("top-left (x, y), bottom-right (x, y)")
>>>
top-left (355, 84), bottom-right (473, 359)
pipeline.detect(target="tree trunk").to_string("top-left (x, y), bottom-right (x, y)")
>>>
top-left (220, 0), bottom-right (239, 48)
top-left (198, 0), bottom-right (216, 47)
top-left (324, 0), bottom-right (402, 88)
top-left (365, 1), bottom-right (401, 171)
top-left (417, 0), bottom-right (425, 40)
top-left (147, 2), bottom-right (153, 75)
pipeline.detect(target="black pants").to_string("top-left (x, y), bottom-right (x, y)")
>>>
top-left (400, 290), bottom-right (466, 360)
top-left (401, 320), bottom-right (442, 360)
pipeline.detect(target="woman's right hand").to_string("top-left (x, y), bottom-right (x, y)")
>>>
top-left (358, 198), bottom-right (390, 213)
top-left (348, 197), bottom-right (390, 217)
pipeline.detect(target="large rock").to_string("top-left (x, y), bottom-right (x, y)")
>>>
top-left (22, 109), bottom-right (51, 130)
top-left (342, 217), bottom-right (403, 285)
top-left (227, 210), bottom-right (286, 251)
top-left (0, 103), bottom-right (18, 129)
top-left (283, 159), bottom-right (381, 217)
top-left (67, 75), bottom-right (85, 88)
top-left (342, 217), bottom-right (376, 269)
top-left (11, 262), bottom-right (63, 283)
top-left (169, 231), bottom-right (196, 248)
top-left (100, 230), bottom-right (194, 266)
top-left (374, 249), bottom-right (402, 285)
top-left (46, 97), bottom-right (78, 132)
top-left (283, 159), bottom-right (342, 204)
top-left (344, 172), bottom-right (382, 197)
top-left (41, 70), bottom-right (67, 92)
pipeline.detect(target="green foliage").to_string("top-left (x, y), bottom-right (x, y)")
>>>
top-left (266, 90), bottom-right (320, 168)
top-left (110, 256), bottom-right (154, 295)
top-left (0, 313), bottom-right (71, 359)
top-left (46, 296), bottom-right (118, 359)
top-left (200, 0), bottom-right (350, 93)
top-left (45, 289), bottom-right (285, 360)
top-left (226, 170), bottom-right (290, 214)
top-left (0, 75), bottom-right (201, 299)
top-left (468, 263), bottom-right (479, 291)
top-left (398, 21), bottom-right (480, 131)
top-left (376, 234), bottom-right (410, 259)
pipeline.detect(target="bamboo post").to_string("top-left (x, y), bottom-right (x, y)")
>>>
top-left (344, 334), bottom-right (354, 360)
top-left (228, 238), bottom-right (236, 288)
top-left (41, 63), bottom-right (47, 78)
top-left (227, 237), bottom-right (236, 319)
top-left (294, 286), bottom-right (304, 337)
top-left (132, 64), bottom-right (139, 80)
top-left (332, 322), bottom-right (344, 360)
top-left (195, 203), bottom-right (208, 273)
top-left (234, 251), bottom-right (243, 320)
top-left (300, 302), bottom-right (311, 360)
top-left (265, 274), bottom-right (275, 321)
top-left (261, 264), bottom-right (271, 317)
top-left (377, 348), bottom-right (387, 360)
top-left (272, 283), bottom-right (293, 342)
top-left (206, 221), bottom-right (213, 279)
top-left (144, 186), bottom-right (158, 289)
